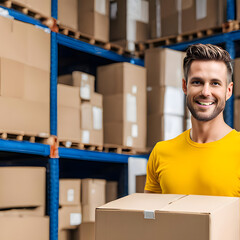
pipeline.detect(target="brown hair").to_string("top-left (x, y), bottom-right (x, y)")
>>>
top-left (183, 43), bottom-right (233, 83)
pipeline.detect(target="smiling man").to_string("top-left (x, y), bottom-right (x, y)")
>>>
top-left (144, 43), bottom-right (240, 197)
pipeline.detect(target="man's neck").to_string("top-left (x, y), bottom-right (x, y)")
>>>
top-left (190, 114), bottom-right (233, 143)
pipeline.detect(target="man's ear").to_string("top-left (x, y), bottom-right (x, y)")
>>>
top-left (226, 82), bottom-right (233, 101)
top-left (182, 78), bottom-right (187, 95)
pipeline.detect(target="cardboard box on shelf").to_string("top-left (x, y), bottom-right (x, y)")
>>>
top-left (58, 74), bottom-right (73, 86)
top-left (58, 84), bottom-right (81, 108)
top-left (145, 48), bottom-right (185, 88)
top-left (59, 205), bottom-right (82, 230)
top-left (136, 175), bottom-right (146, 193)
top-left (59, 230), bottom-right (72, 240)
top-left (0, 167), bottom-right (45, 210)
top-left (58, 106), bottom-right (81, 142)
top-left (106, 181), bottom-right (118, 203)
top-left (0, 206), bottom-right (45, 217)
top-left (90, 92), bottom-right (103, 108)
top-left (0, 96), bottom-right (49, 136)
top-left (73, 222), bottom-right (95, 240)
top-left (147, 86), bottom-right (185, 116)
top-left (59, 179), bottom-right (81, 207)
top-left (78, 0), bottom-right (109, 42)
top-left (147, 114), bottom-right (184, 147)
top-left (96, 193), bottom-right (240, 240)
top-left (82, 179), bottom-right (106, 222)
top-left (81, 129), bottom-right (103, 145)
top-left (0, 216), bottom-right (49, 240)
top-left (58, 0), bottom-right (78, 30)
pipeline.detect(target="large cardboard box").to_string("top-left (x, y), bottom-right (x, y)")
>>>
top-left (0, 16), bottom-right (50, 71)
top-left (59, 179), bottom-right (81, 206)
top-left (97, 62), bottom-right (146, 148)
top-left (80, 129), bottom-right (103, 145)
top-left (73, 222), bottom-right (95, 240)
top-left (82, 179), bottom-right (106, 222)
top-left (110, 0), bottom-right (149, 51)
top-left (96, 193), bottom-right (240, 240)
top-left (0, 167), bottom-right (45, 210)
top-left (0, 216), bottom-right (49, 240)
top-left (59, 206), bottom-right (82, 230)
top-left (145, 48), bottom-right (184, 88)
top-left (58, 0), bottom-right (78, 30)
top-left (78, 0), bottom-right (109, 42)
top-left (147, 86), bottom-right (185, 116)
top-left (0, 57), bottom-right (50, 103)
top-left (147, 114), bottom-right (184, 147)
top-left (106, 181), bottom-right (118, 203)
top-left (0, 96), bottom-right (49, 135)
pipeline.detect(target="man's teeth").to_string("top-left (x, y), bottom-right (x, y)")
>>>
top-left (198, 101), bottom-right (213, 106)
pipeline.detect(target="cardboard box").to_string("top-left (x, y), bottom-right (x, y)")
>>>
top-left (59, 179), bottom-right (81, 206)
top-left (58, 84), bottom-right (81, 108)
top-left (59, 206), bottom-right (82, 230)
top-left (58, 106), bottom-right (81, 142)
top-left (72, 71), bottom-right (95, 100)
top-left (0, 167), bottom-right (45, 210)
top-left (0, 16), bottom-right (50, 71)
top-left (59, 230), bottom-right (72, 240)
top-left (147, 114), bottom-right (184, 147)
top-left (81, 129), bottom-right (103, 145)
top-left (145, 48), bottom-right (185, 88)
top-left (234, 99), bottom-right (240, 131)
top-left (58, 74), bottom-right (73, 86)
top-left (110, 0), bottom-right (149, 50)
top-left (82, 179), bottom-right (106, 222)
top-left (234, 58), bottom-right (240, 97)
top-left (78, 0), bottom-right (109, 42)
top-left (0, 206), bottom-right (44, 217)
top-left (73, 222), bottom-right (95, 240)
top-left (0, 57), bottom-right (50, 103)
top-left (0, 216), bottom-right (49, 240)
top-left (136, 175), bottom-right (146, 193)
top-left (91, 92), bottom-right (103, 107)
top-left (147, 86), bottom-right (185, 116)
top-left (58, 0), bottom-right (78, 30)
top-left (106, 181), bottom-right (118, 203)
top-left (96, 193), bottom-right (240, 240)
top-left (97, 63), bottom-right (146, 148)
top-left (0, 96), bottom-right (49, 135)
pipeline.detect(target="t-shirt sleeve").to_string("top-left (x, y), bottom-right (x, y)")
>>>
top-left (144, 144), bottom-right (162, 193)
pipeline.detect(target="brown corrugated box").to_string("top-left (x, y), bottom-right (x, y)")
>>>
top-left (58, 0), bottom-right (78, 30)
top-left (106, 181), bottom-right (118, 203)
top-left (147, 114), bottom-right (184, 147)
top-left (0, 206), bottom-right (44, 217)
top-left (145, 48), bottom-right (185, 88)
top-left (136, 175), bottom-right (146, 193)
top-left (0, 96), bottom-right (49, 135)
top-left (0, 216), bottom-right (49, 240)
top-left (73, 222), bottom-right (95, 240)
top-left (96, 193), bottom-right (240, 240)
top-left (82, 179), bottom-right (106, 222)
top-left (59, 179), bottom-right (81, 206)
top-left (97, 62), bottom-right (146, 148)
top-left (0, 167), bottom-right (45, 210)
top-left (78, 0), bottom-right (109, 42)
top-left (59, 230), bottom-right (72, 240)
top-left (59, 206), bottom-right (82, 230)
top-left (80, 129), bottom-right (103, 145)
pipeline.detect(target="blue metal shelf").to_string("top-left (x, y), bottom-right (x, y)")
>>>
top-left (59, 147), bottom-right (148, 163)
top-left (0, 139), bottom-right (50, 156)
top-left (57, 33), bottom-right (144, 67)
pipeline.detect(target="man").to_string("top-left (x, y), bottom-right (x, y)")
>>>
top-left (145, 43), bottom-right (240, 197)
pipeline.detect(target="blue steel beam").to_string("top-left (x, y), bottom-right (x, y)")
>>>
top-left (227, 0), bottom-right (236, 20)
top-left (57, 33), bottom-right (144, 67)
top-left (51, 0), bottom-right (58, 19)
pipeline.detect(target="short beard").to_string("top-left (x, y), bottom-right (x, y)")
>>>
top-left (186, 96), bottom-right (225, 122)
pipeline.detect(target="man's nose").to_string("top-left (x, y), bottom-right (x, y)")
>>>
top-left (201, 83), bottom-right (211, 97)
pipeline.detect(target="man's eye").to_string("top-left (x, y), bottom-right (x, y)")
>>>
top-left (192, 81), bottom-right (200, 85)
top-left (212, 82), bottom-right (220, 86)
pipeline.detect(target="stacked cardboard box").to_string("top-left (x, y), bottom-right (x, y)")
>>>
top-left (234, 58), bottom-right (240, 131)
top-left (0, 16), bottom-right (50, 136)
top-left (96, 193), bottom-right (240, 240)
top-left (106, 181), bottom-right (118, 203)
top-left (58, 71), bottom-right (103, 146)
top-left (136, 175), bottom-right (146, 193)
top-left (58, 0), bottom-right (109, 42)
top-left (0, 167), bottom-right (49, 240)
top-left (97, 62), bottom-right (147, 149)
top-left (145, 48), bottom-right (185, 147)
top-left (110, 0), bottom-right (149, 51)
top-left (149, 0), bottom-right (227, 39)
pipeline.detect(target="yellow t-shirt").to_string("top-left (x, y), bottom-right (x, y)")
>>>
top-left (145, 129), bottom-right (240, 197)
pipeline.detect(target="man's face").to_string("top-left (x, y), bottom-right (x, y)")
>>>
top-left (182, 60), bottom-right (233, 122)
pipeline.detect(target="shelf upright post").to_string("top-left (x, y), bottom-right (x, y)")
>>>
top-left (225, 39), bottom-right (235, 128)
top-left (227, 0), bottom-right (236, 21)
top-left (51, 0), bottom-right (58, 19)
